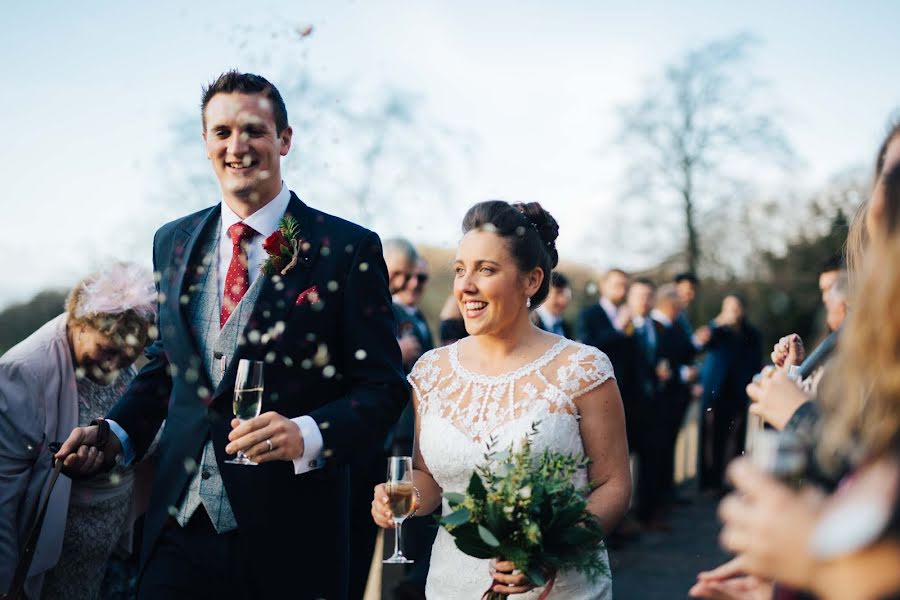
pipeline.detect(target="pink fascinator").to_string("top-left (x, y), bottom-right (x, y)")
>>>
top-left (74, 262), bottom-right (157, 321)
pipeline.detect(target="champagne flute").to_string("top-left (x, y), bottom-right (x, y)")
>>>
top-left (225, 359), bottom-right (264, 466)
top-left (383, 456), bottom-right (415, 564)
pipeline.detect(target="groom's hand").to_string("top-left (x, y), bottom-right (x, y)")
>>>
top-left (226, 411), bottom-right (304, 463)
top-left (55, 424), bottom-right (122, 478)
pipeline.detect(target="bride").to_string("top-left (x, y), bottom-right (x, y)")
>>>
top-left (372, 200), bottom-right (631, 598)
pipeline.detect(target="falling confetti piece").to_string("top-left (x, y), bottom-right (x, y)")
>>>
top-left (327, 280), bottom-right (339, 292)
top-left (314, 344), bottom-right (330, 367)
top-left (323, 365), bottom-right (336, 378)
top-left (355, 349), bottom-right (367, 360)
top-left (295, 24), bottom-right (314, 38)
top-left (359, 263), bottom-right (369, 272)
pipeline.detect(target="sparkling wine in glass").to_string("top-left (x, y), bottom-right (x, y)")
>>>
top-left (225, 359), bottom-right (263, 466)
top-left (383, 456), bottom-right (415, 564)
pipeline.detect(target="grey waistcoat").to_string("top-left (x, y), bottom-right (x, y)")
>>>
top-left (174, 219), bottom-right (264, 533)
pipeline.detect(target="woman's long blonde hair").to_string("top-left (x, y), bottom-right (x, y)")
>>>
top-left (818, 126), bottom-right (900, 469)
top-left (819, 235), bottom-right (900, 469)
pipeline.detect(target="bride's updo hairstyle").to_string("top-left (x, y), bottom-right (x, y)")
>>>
top-left (461, 200), bottom-right (560, 308)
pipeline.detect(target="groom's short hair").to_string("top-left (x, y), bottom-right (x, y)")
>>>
top-left (201, 70), bottom-right (289, 135)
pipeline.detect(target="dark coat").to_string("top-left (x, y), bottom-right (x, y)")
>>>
top-left (107, 193), bottom-right (407, 599)
top-left (700, 320), bottom-right (762, 411)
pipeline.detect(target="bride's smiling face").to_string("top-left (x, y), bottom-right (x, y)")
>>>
top-left (453, 229), bottom-right (535, 337)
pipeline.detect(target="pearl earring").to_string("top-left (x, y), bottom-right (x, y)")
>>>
top-left (526, 297), bottom-right (531, 308)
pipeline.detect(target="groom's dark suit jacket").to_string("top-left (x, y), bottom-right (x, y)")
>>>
top-left (107, 193), bottom-right (407, 599)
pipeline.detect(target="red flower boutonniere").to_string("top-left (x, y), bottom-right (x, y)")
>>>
top-left (262, 215), bottom-right (304, 276)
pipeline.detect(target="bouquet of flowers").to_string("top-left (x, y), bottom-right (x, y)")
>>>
top-left (439, 423), bottom-right (608, 600)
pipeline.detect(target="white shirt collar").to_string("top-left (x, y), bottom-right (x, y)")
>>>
top-left (651, 309), bottom-right (673, 327)
top-left (535, 305), bottom-right (559, 326)
top-left (220, 182), bottom-right (291, 239)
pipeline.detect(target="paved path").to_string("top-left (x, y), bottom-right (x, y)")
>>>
top-left (610, 493), bottom-right (731, 600)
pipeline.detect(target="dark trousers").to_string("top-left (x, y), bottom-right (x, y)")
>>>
top-left (348, 454), bottom-right (384, 600)
top-left (661, 393), bottom-right (691, 499)
top-left (635, 399), bottom-right (668, 522)
top-left (699, 398), bottom-right (748, 490)
top-left (138, 508), bottom-right (249, 600)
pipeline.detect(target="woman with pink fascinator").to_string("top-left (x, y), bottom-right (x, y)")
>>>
top-left (0, 262), bottom-right (156, 600)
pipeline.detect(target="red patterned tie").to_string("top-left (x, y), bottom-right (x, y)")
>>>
top-left (221, 222), bottom-right (257, 327)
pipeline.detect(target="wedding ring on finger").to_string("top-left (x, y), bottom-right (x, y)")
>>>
top-left (266, 438), bottom-right (274, 452)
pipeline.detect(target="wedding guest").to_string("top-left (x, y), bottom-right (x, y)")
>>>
top-left (384, 237), bottom-right (419, 295)
top-left (651, 284), bottom-right (698, 507)
top-left (438, 293), bottom-right (467, 346)
top-left (533, 272), bottom-right (573, 338)
top-left (693, 229), bottom-right (900, 600)
top-left (817, 254), bottom-right (844, 308)
top-left (383, 239), bottom-right (425, 369)
top-left (578, 269), bottom-right (639, 446)
top-left (0, 263), bottom-right (156, 600)
top-left (390, 254), bottom-right (437, 600)
top-left (625, 278), bottom-right (668, 528)
top-left (348, 239), bottom-right (425, 599)
top-left (691, 122), bottom-right (900, 600)
top-left (674, 272), bottom-right (711, 348)
top-left (697, 294), bottom-right (762, 493)
top-left (394, 257), bottom-right (435, 369)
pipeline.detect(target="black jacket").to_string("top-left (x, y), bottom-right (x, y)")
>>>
top-left (108, 193), bottom-right (407, 599)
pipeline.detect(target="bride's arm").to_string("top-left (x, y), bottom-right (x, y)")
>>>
top-left (575, 379), bottom-right (632, 533)
top-left (372, 387), bottom-right (443, 528)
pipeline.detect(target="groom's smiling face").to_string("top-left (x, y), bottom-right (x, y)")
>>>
top-left (203, 92), bottom-right (293, 208)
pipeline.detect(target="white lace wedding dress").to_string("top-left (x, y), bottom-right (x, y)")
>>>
top-left (408, 338), bottom-right (614, 599)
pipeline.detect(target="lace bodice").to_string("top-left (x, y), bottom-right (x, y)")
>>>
top-left (410, 338), bottom-right (614, 443)
top-left (408, 338), bottom-right (614, 599)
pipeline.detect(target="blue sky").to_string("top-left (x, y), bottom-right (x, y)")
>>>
top-left (2, 1), bottom-right (899, 307)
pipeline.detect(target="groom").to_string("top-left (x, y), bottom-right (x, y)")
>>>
top-left (56, 71), bottom-right (407, 599)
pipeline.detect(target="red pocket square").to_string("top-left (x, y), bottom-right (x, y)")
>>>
top-left (295, 285), bottom-right (320, 306)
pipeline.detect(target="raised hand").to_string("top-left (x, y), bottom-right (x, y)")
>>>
top-left (770, 334), bottom-right (805, 368)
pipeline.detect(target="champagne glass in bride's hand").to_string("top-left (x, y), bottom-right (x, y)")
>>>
top-left (383, 456), bottom-right (415, 564)
top-left (225, 359), bottom-right (264, 466)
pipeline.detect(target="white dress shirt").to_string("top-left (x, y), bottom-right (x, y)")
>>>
top-left (535, 305), bottom-right (566, 336)
top-left (600, 296), bottom-right (623, 331)
top-left (108, 182), bottom-right (324, 475)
